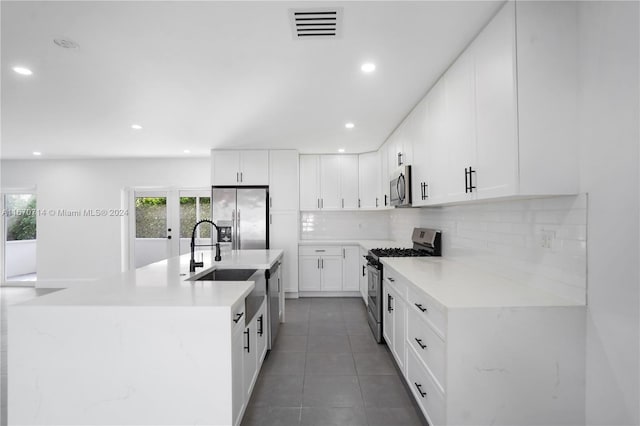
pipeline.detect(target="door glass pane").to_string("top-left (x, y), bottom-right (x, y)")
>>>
top-left (4, 193), bottom-right (37, 282)
top-left (199, 197), bottom-right (211, 238)
top-left (179, 197), bottom-right (197, 238)
top-left (135, 197), bottom-right (167, 238)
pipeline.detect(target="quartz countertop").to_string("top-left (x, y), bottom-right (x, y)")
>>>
top-left (15, 249), bottom-right (283, 308)
top-left (381, 257), bottom-right (585, 309)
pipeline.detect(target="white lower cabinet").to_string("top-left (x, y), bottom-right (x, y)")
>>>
top-left (359, 247), bottom-right (368, 304)
top-left (298, 245), bottom-right (362, 294)
top-left (232, 298), bottom-right (267, 426)
top-left (382, 263), bottom-right (585, 426)
top-left (269, 211), bottom-right (299, 294)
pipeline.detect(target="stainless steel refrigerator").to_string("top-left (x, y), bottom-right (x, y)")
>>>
top-left (211, 186), bottom-right (269, 250)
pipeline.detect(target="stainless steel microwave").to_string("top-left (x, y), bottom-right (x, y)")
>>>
top-left (390, 165), bottom-right (411, 207)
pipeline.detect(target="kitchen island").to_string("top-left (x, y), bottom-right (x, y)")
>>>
top-left (8, 249), bottom-right (283, 426)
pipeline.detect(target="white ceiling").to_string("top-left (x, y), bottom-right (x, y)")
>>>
top-left (1, 1), bottom-right (502, 159)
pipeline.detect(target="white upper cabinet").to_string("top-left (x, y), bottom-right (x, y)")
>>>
top-left (269, 150), bottom-right (299, 211)
top-left (359, 152), bottom-right (382, 209)
top-left (379, 143), bottom-right (391, 208)
top-left (299, 155), bottom-right (359, 210)
top-left (211, 150), bottom-right (269, 186)
top-left (299, 155), bottom-right (321, 210)
top-left (390, 0), bottom-right (578, 206)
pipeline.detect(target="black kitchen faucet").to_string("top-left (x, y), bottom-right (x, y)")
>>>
top-left (189, 219), bottom-right (222, 272)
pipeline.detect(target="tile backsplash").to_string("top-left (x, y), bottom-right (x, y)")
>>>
top-left (300, 210), bottom-right (390, 241)
top-left (389, 195), bottom-right (588, 304)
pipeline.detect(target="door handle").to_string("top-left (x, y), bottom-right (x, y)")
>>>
top-left (387, 294), bottom-right (393, 312)
top-left (414, 382), bottom-right (427, 398)
top-left (237, 172), bottom-right (239, 183)
top-left (362, 265), bottom-right (366, 277)
top-left (317, 258), bottom-right (320, 269)
top-left (244, 329), bottom-right (250, 353)
top-left (415, 338), bottom-right (427, 350)
top-left (321, 258), bottom-right (324, 268)
top-left (258, 315), bottom-right (264, 336)
top-left (415, 303), bottom-right (427, 312)
top-left (240, 172), bottom-right (243, 182)
top-left (237, 209), bottom-right (241, 250)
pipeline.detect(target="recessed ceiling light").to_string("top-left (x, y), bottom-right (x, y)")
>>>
top-left (345, 122), bottom-right (355, 129)
top-left (183, 149), bottom-right (191, 154)
top-left (338, 148), bottom-right (345, 153)
top-left (131, 124), bottom-right (142, 130)
top-left (32, 151), bottom-right (42, 156)
top-left (13, 66), bottom-right (33, 76)
top-left (361, 63), bottom-right (376, 73)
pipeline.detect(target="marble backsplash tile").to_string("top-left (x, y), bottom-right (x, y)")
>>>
top-left (389, 194), bottom-right (588, 304)
top-left (300, 210), bottom-right (390, 241)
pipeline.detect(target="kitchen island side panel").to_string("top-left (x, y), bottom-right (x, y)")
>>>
top-left (445, 305), bottom-right (586, 425)
top-left (9, 305), bottom-right (233, 425)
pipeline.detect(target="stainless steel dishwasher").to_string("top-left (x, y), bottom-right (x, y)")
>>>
top-left (265, 261), bottom-right (281, 350)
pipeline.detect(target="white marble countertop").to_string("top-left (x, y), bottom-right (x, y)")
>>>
top-left (381, 257), bottom-right (585, 309)
top-left (15, 249), bottom-right (283, 308)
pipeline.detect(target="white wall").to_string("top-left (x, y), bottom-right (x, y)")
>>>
top-left (577, 2), bottom-right (640, 424)
top-left (1, 158), bottom-right (210, 284)
top-left (5, 240), bottom-right (36, 278)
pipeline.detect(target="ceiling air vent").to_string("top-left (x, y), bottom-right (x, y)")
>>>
top-left (289, 8), bottom-right (343, 39)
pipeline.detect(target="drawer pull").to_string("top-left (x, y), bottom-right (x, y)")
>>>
top-left (415, 303), bottom-right (427, 312)
top-left (414, 382), bottom-right (427, 398)
top-left (388, 277), bottom-right (395, 282)
top-left (315, 249), bottom-right (326, 252)
top-left (233, 312), bottom-right (244, 323)
top-left (414, 338), bottom-right (427, 350)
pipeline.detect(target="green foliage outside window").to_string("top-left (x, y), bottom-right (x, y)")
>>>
top-left (6, 195), bottom-right (37, 241)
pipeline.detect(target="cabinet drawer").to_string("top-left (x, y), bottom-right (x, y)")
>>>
top-left (407, 286), bottom-right (445, 338)
top-left (384, 270), bottom-right (408, 299)
top-left (408, 309), bottom-right (446, 391)
top-left (406, 347), bottom-right (446, 426)
top-left (231, 301), bottom-right (246, 331)
top-left (299, 246), bottom-right (342, 256)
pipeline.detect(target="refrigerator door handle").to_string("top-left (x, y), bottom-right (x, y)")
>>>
top-left (237, 209), bottom-right (241, 250)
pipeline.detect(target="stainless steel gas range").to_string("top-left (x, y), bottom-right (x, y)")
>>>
top-left (366, 228), bottom-right (442, 343)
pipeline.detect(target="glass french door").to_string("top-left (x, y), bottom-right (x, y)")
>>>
top-left (1, 191), bottom-right (38, 286)
top-left (129, 189), bottom-right (212, 269)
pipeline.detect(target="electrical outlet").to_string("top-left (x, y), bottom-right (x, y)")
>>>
top-left (540, 229), bottom-right (556, 249)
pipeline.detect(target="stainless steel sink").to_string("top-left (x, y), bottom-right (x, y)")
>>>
top-left (186, 268), bottom-right (257, 282)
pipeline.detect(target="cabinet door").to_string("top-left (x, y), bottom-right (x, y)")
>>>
top-left (358, 152), bottom-right (380, 209)
top-left (320, 256), bottom-right (343, 291)
top-left (340, 155), bottom-right (359, 209)
top-left (379, 144), bottom-right (390, 208)
top-left (239, 150), bottom-right (269, 185)
top-left (242, 322), bottom-right (258, 402)
top-left (269, 211), bottom-right (298, 293)
top-left (410, 97), bottom-right (430, 207)
top-left (256, 303), bottom-right (268, 365)
top-left (341, 246), bottom-right (360, 291)
top-left (392, 295), bottom-right (406, 372)
top-left (212, 151), bottom-right (241, 186)
top-left (359, 249), bottom-right (368, 304)
top-left (382, 287), bottom-right (394, 346)
top-left (269, 150), bottom-right (299, 211)
top-left (299, 256), bottom-right (321, 291)
top-left (299, 155), bottom-right (320, 210)
top-left (474, 1), bottom-right (518, 200)
top-left (232, 326), bottom-right (245, 426)
top-left (445, 49), bottom-right (477, 203)
top-left (424, 79), bottom-right (450, 205)
top-left (319, 156), bottom-right (341, 210)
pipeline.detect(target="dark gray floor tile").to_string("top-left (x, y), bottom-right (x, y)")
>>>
top-left (272, 335), bottom-right (308, 352)
top-left (249, 375), bottom-right (304, 407)
top-left (306, 335), bottom-right (351, 353)
top-left (262, 351), bottom-right (306, 375)
top-left (308, 320), bottom-right (348, 336)
top-left (305, 352), bottom-right (356, 375)
top-left (348, 334), bottom-right (387, 353)
top-left (309, 309), bottom-right (344, 322)
top-left (365, 407), bottom-right (426, 426)
top-left (300, 406), bottom-right (368, 426)
top-left (286, 310), bottom-right (310, 323)
top-left (280, 320), bottom-right (310, 336)
top-left (359, 375), bottom-right (415, 408)
top-left (309, 298), bottom-right (342, 313)
top-left (345, 320), bottom-right (372, 335)
top-left (302, 375), bottom-right (363, 407)
top-left (242, 406), bottom-right (302, 426)
top-left (353, 352), bottom-right (397, 375)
